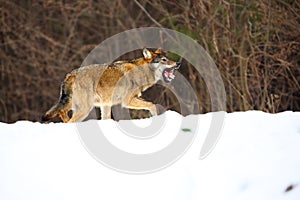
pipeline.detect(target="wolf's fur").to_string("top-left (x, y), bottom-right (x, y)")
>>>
top-left (41, 48), bottom-right (180, 123)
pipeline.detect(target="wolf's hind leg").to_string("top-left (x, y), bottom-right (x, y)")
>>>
top-left (68, 111), bottom-right (88, 123)
top-left (68, 106), bottom-right (92, 123)
top-left (124, 97), bottom-right (157, 116)
top-left (59, 110), bottom-right (71, 123)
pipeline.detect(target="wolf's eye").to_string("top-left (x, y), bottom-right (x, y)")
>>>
top-left (161, 57), bottom-right (167, 62)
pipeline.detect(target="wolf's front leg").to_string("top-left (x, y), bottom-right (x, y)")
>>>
top-left (100, 106), bottom-right (112, 120)
top-left (125, 97), bottom-right (157, 116)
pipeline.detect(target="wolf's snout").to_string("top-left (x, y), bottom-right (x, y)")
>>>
top-left (175, 62), bottom-right (181, 69)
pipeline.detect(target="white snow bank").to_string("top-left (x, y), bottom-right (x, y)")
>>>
top-left (0, 111), bottom-right (300, 200)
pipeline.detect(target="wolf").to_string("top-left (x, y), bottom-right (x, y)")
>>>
top-left (41, 48), bottom-right (180, 123)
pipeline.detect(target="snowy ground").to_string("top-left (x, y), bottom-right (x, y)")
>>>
top-left (1, 111), bottom-right (300, 200)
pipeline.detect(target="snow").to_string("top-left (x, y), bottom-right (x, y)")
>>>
top-left (1, 111), bottom-right (300, 200)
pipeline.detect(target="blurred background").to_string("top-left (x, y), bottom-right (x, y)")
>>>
top-left (0, 0), bottom-right (299, 123)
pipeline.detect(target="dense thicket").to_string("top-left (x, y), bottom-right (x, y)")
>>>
top-left (1, 0), bottom-right (299, 122)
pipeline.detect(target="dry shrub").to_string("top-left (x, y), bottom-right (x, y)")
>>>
top-left (0, 0), bottom-right (299, 122)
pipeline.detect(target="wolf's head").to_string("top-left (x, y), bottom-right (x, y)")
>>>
top-left (143, 48), bottom-right (181, 83)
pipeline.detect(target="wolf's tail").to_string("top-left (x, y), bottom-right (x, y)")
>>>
top-left (41, 73), bottom-right (76, 123)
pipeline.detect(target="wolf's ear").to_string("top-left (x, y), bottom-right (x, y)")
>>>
top-left (155, 48), bottom-right (162, 54)
top-left (143, 48), bottom-right (152, 60)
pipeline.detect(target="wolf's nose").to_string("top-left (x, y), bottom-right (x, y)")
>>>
top-left (176, 62), bottom-right (181, 68)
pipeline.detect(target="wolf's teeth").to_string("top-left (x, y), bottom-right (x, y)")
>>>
top-left (170, 74), bottom-right (175, 79)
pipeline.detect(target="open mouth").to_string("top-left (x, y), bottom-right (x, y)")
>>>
top-left (163, 67), bottom-right (176, 83)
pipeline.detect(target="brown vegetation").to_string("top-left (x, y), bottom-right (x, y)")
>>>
top-left (0, 0), bottom-right (299, 123)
